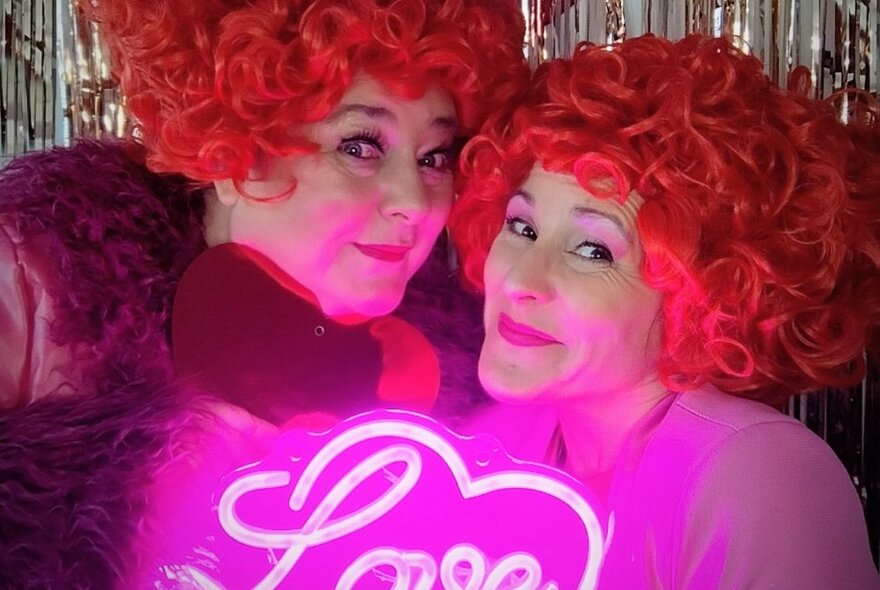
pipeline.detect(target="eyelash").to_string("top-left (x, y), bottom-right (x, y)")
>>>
top-left (337, 131), bottom-right (454, 173)
top-left (504, 216), bottom-right (614, 263)
top-left (574, 241), bottom-right (614, 262)
top-left (338, 129), bottom-right (387, 159)
top-left (418, 146), bottom-right (455, 172)
top-left (505, 216), bottom-right (537, 240)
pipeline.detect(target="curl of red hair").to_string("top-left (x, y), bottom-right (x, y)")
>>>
top-left (87, 0), bottom-right (528, 184)
top-left (450, 34), bottom-right (880, 404)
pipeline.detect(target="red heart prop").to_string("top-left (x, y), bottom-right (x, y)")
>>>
top-left (172, 243), bottom-right (438, 426)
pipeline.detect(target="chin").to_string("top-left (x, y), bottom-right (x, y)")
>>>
top-left (486, 386), bottom-right (548, 406)
top-left (319, 278), bottom-right (406, 317)
top-left (478, 361), bottom-right (548, 406)
top-left (350, 289), bottom-right (405, 318)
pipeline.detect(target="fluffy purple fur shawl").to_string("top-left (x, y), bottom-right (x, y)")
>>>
top-left (0, 141), bottom-right (486, 588)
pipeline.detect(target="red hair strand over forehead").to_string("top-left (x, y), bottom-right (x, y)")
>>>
top-left (87, 0), bottom-right (529, 183)
top-left (450, 34), bottom-right (880, 404)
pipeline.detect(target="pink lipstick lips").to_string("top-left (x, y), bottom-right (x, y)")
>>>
top-left (497, 313), bottom-right (559, 347)
top-left (355, 243), bottom-right (411, 262)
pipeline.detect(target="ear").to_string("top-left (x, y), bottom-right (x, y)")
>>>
top-left (213, 179), bottom-right (241, 207)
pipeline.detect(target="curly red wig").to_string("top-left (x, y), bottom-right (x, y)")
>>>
top-left (88, 0), bottom-right (528, 183)
top-left (450, 34), bottom-right (880, 404)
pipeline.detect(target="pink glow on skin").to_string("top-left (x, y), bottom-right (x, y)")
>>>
top-left (479, 166), bottom-right (666, 406)
top-left (354, 244), bottom-right (412, 263)
top-left (208, 74), bottom-right (457, 318)
top-left (497, 313), bottom-right (560, 347)
top-left (165, 411), bottom-right (606, 589)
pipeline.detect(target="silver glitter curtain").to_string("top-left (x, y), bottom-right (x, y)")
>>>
top-left (1, 0), bottom-right (879, 566)
top-left (2, 1), bottom-right (877, 156)
top-left (0, 0), bottom-right (121, 166)
top-left (1, 0), bottom-right (56, 163)
top-left (527, 0), bottom-right (879, 101)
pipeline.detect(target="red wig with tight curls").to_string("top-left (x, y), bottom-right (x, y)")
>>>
top-left (87, 0), bottom-right (529, 185)
top-left (450, 34), bottom-right (880, 404)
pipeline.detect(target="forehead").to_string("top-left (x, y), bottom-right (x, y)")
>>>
top-left (330, 74), bottom-right (457, 125)
top-left (517, 165), bottom-right (643, 226)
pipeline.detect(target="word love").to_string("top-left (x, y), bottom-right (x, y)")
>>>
top-left (213, 412), bottom-right (606, 589)
top-left (339, 542), bottom-right (553, 589)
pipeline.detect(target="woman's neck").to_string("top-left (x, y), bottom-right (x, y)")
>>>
top-left (202, 190), bottom-right (231, 247)
top-left (556, 378), bottom-right (670, 483)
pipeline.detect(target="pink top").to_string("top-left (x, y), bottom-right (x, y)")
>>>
top-left (463, 387), bottom-right (880, 588)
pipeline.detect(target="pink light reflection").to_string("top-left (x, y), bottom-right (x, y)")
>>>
top-left (158, 410), bottom-right (606, 589)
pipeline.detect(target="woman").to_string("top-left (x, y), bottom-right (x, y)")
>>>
top-left (1, 0), bottom-right (527, 417)
top-left (451, 35), bottom-right (880, 586)
top-left (0, 0), bottom-right (527, 585)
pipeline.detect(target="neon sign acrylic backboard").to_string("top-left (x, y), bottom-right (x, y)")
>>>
top-left (157, 411), bottom-right (606, 589)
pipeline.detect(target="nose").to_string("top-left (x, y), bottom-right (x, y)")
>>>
top-left (378, 157), bottom-right (431, 224)
top-left (499, 241), bottom-right (556, 304)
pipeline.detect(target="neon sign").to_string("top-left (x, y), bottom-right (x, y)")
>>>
top-left (158, 411), bottom-right (605, 589)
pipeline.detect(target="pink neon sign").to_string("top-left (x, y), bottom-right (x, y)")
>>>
top-left (157, 411), bottom-right (605, 589)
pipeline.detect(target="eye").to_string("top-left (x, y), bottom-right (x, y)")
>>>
top-left (418, 148), bottom-right (454, 171)
top-left (573, 241), bottom-right (613, 262)
top-left (505, 216), bottom-right (537, 241)
top-left (338, 132), bottom-right (385, 160)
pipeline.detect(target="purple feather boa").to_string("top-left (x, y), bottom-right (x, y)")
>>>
top-left (0, 140), bottom-right (487, 587)
top-left (0, 140), bottom-right (206, 394)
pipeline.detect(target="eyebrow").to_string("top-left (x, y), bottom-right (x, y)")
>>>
top-left (327, 104), bottom-right (458, 131)
top-left (512, 189), bottom-right (633, 243)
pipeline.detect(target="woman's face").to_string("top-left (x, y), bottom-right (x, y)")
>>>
top-left (479, 166), bottom-right (664, 405)
top-left (214, 74), bottom-right (457, 317)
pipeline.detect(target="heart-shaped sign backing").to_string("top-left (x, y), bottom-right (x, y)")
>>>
top-left (157, 411), bottom-right (606, 589)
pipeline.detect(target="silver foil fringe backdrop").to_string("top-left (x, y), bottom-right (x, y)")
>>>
top-left (1, 0), bottom-right (55, 160)
top-left (1, 0), bottom-right (879, 565)
top-left (528, 0), bottom-right (878, 107)
top-left (1, 0), bottom-right (123, 164)
top-left (2, 0), bottom-right (878, 161)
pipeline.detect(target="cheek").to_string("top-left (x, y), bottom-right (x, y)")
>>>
top-left (434, 187), bottom-right (455, 215)
top-left (633, 291), bottom-right (664, 357)
top-left (413, 191), bottom-right (454, 239)
top-left (614, 280), bottom-right (662, 332)
top-left (435, 199), bottom-right (454, 226)
top-left (292, 201), bottom-right (375, 252)
top-left (297, 167), bottom-right (379, 219)
top-left (320, 193), bottom-right (372, 223)
top-left (562, 302), bottom-right (636, 346)
top-left (565, 290), bottom-right (662, 367)
top-left (481, 239), bottom-right (509, 293)
top-left (420, 204), bottom-right (451, 240)
top-left (228, 208), bottom-right (283, 248)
